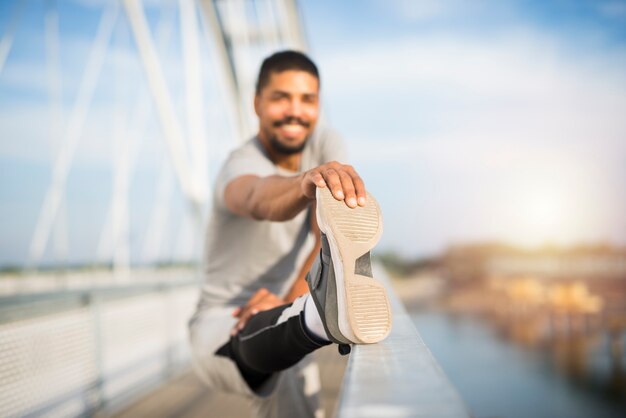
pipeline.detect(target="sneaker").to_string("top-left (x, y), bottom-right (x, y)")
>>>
top-left (307, 187), bottom-right (392, 344)
top-left (306, 233), bottom-right (353, 345)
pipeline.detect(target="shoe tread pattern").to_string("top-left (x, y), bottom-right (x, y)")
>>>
top-left (348, 276), bottom-right (392, 343)
top-left (317, 187), bottom-right (391, 344)
top-left (323, 190), bottom-right (380, 243)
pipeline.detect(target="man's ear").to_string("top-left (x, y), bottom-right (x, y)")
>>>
top-left (254, 94), bottom-right (261, 117)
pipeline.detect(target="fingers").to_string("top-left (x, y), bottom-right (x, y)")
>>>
top-left (338, 169), bottom-right (357, 208)
top-left (237, 288), bottom-right (268, 315)
top-left (230, 289), bottom-right (286, 336)
top-left (311, 171), bottom-right (326, 188)
top-left (323, 168), bottom-right (344, 201)
top-left (302, 171), bottom-right (326, 199)
top-left (230, 301), bottom-right (278, 336)
top-left (231, 306), bottom-right (259, 336)
top-left (314, 163), bottom-right (367, 208)
top-left (231, 288), bottom-right (268, 336)
top-left (347, 167), bottom-right (366, 206)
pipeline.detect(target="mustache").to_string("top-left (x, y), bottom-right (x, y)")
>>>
top-left (273, 117), bottom-right (310, 128)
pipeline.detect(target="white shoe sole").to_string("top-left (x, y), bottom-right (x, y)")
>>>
top-left (316, 187), bottom-right (392, 344)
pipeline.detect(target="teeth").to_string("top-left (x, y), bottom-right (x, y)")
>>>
top-left (282, 124), bottom-right (304, 132)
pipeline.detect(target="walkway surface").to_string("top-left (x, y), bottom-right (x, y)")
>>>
top-left (113, 344), bottom-right (348, 418)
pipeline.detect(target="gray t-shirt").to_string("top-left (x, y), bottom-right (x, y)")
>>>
top-left (198, 128), bottom-right (346, 310)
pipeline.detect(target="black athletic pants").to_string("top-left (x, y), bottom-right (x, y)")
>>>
top-left (215, 302), bottom-right (331, 390)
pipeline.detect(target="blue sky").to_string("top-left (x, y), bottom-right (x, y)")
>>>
top-left (1, 0), bottom-right (625, 267)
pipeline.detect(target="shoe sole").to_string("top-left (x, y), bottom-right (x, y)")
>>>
top-left (316, 187), bottom-right (392, 344)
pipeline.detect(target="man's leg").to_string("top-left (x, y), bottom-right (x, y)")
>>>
top-left (216, 186), bottom-right (392, 390)
top-left (215, 295), bottom-right (330, 390)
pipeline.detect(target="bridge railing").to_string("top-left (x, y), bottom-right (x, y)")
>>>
top-left (334, 265), bottom-right (470, 418)
top-left (0, 265), bottom-right (469, 418)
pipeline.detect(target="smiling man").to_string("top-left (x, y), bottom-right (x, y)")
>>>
top-left (188, 51), bottom-right (391, 418)
top-left (255, 66), bottom-right (317, 158)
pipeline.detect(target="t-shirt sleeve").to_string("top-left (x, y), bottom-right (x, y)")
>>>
top-left (213, 146), bottom-right (275, 210)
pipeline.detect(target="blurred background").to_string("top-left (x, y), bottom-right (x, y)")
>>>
top-left (1, 0), bottom-right (625, 417)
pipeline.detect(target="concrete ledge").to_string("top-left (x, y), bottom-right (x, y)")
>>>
top-left (335, 265), bottom-right (470, 418)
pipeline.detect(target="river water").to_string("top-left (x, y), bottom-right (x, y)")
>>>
top-left (411, 311), bottom-right (626, 418)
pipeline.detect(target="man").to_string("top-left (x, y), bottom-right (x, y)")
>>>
top-left (189, 50), bottom-right (391, 418)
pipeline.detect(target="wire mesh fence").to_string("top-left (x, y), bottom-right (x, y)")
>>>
top-left (0, 272), bottom-right (199, 417)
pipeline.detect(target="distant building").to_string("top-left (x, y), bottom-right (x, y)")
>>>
top-left (441, 243), bottom-right (626, 282)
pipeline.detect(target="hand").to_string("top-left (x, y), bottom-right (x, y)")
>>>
top-left (231, 288), bottom-right (286, 336)
top-left (301, 161), bottom-right (366, 208)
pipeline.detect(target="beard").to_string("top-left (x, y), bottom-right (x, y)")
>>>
top-left (269, 134), bottom-right (308, 155)
top-left (268, 116), bottom-right (311, 155)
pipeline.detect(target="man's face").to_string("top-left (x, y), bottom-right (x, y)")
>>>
top-left (254, 70), bottom-right (319, 155)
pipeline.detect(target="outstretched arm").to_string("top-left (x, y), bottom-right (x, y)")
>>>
top-left (223, 161), bottom-right (366, 221)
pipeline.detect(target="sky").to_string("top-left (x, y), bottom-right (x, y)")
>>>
top-left (0, 0), bottom-right (625, 267)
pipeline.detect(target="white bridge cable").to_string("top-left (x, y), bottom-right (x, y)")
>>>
top-left (29, 1), bottom-right (119, 267)
top-left (180, 0), bottom-right (209, 206)
top-left (282, 0), bottom-right (307, 49)
top-left (45, 0), bottom-right (69, 264)
top-left (111, 111), bottom-right (131, 277)
top-left (227, 0), bottom-right (257, 139)
top-left (122, 0), bottom-right (205, 215)
top-left (197, 0), bottom-right (248, 143)
top-left (95, 81), bottom-right (152, 267)
top-left (215, 0), bottom-right (255, 138)
top-left (139, 0), bottom-right (179, 265)
top-left (141, 155), bottom-right (173, 264)
top-left (255, 0), bottom-right (280, 48)
top-left (111, 19), bottom-right (133, 278)
top-left (26, 0), bottom-right (311, 269)
top-left (0, 0), bottom-right (26, 76)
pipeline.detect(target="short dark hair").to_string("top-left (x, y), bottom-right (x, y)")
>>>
top-left (255, 50), bottom-right (320, 95)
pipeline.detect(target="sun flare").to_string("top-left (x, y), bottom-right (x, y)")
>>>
top-left (505, 183), bottom-right (588, 247)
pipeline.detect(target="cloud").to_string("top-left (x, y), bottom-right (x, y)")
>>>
top-left (320, 25), bottom-right (626, 251)
top-left (322, 27), bottom-right (626, 152)
top-left (324, 30), bottom-right (625, 102)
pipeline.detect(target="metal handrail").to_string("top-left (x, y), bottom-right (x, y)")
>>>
top-left (0, 278), bottom-right (200, 323)
top-left (335, 265), bottom-right (470, 418)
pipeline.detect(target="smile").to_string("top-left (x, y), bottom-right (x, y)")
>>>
top-left (280, 124), bottom-right (306, 134)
